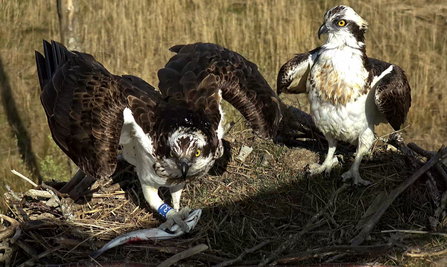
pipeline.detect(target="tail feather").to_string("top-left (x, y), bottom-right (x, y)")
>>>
top-left (35, 40), bottom-right (72, 91)
top-left (43, 40), bottom-right (56, 80)
top-left (35, 51), bottom-right (47, 90)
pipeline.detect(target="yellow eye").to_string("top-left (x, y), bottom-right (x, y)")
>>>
top-left (338, 20), bottom-right (346, 27)
top-left (170, 151), bottom-right (174, 157)
top-left (195, 149), bottom-right (201, 157)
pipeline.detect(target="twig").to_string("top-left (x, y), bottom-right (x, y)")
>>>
top-left (408, 143), bottom-right (447, 227)
top-left (92, 191), bottom-right (126, 198)
top-left (351, 145), bottom-right (447, 246)
top-left (0, 214), bottom-right (19, 241)
top-left (129, 244), bottom-right (229, 263)
top-left (24, 189), bottom-right (52, 199)
top-left (381, 229), bottom-right (447, 237)
top-left (40, 182), bottom-right (68, 199)
top-left (213, 239), bottom-right (273, 267)
top-left (258, 183), bottom-right (349, 266)
top-left (230, 263), bottom-right (393, 267)
top-left (19, 245), bottom-right (64, 267)
top-left (431, 191), bottom-right (447, 229)
top-left (10, 228), bottom-right (22, 244)
top-left (16, 240), bottom-right (38, 266)
top-left (378, 124), bottom-right (411, 139)
top-left (408, 142), bottom-right (447, 185)
top-left (408, 142), bottom-right (436, 158)
top-left (156, 244), bottom-right (208, 267)
top-left (276, 243), bottom-right (393, 264)
top-left (405, 246), bottom-right (447, 257)
top-left (11, 169), bottom-right (38, 187)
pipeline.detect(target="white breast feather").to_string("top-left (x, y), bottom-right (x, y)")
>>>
top-left (308, 47), bottom-right (375, 145)
top-left (120, 108), bottom-right (168, 187)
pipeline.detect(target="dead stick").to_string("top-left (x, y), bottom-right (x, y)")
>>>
top-left (408, 142), bottom-right (447, 185)
top-left (11, 169), bottom-right (38, 187)
top-left (405, 246), bottom-right (447, 257)
top-left (16, 239), bottom-right (38, 266)
top-left (258, 183), bottom-right (349, 266)
top-left (0, 214), bottom-right (19, 241)
top-left (351, 146), bottom-right (447, 246)
top-left (129, 244), bottom-right (229, 263)
top-left (19, 245), bottom-right (64, 267)
top-left (433, 191), bottom-right (447, 226)
top-left (213, 239), bottom-right (273, 267)
top-left (381, 229), bottom-right (447, 237)
top-left (408, 142), bottom-right (436, 158)
top-left (156, 244), bottom-right (208, 267)
top-left (276, 243), bottom-right (393, 264)
top-left (40, 182), bottom-right (68, 199)
top-left (232, 264), bottom-right (394, 267)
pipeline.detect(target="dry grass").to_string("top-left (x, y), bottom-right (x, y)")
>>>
top-left (0, 0), bottom-right (447, 265)
top-left (3, 132), bottom-right (446, 266)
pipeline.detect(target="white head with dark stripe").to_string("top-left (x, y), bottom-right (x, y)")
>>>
top-left (318, 6), bottom-right (368, 50)
top-left (161, 127), bottom-right (215, 181)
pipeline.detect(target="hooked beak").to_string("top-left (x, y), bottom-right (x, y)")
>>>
top-left (318, 23), bottom-right (328, 39)
top-left (179, 161), bottom-right (190, 180)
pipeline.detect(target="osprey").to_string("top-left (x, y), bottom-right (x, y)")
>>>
top-left (277, 6), bottom-right (411, 185)
top-left (36, 41), bottom-right (282, 231)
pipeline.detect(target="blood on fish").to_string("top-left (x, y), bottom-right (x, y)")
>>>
top-left (126, 236), bottom-right (144, 243)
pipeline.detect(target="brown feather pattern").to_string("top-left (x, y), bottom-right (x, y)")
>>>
top-left (369, 58), bottom-right (411, 130)
top-left (36, 41), bottom-right (282, 183)
top-left (160, 43), bottom-right (282, 140)
top-left (277, 47), bottom-right (320, 95)
top-left (36, 41), bottom-right (161, 180)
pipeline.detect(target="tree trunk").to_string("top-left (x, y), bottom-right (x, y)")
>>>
top-left (57, 0), bottom-right (81, 51)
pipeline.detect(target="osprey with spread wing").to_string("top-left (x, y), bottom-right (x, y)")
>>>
top-left (36, 41), bottom-right (282, 231)
top-left (277, 6), bottom-right (411, 185)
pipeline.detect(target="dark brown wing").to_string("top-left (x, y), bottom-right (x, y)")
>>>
top-left (277, 47), bottom-right (320, 95)
top-left (369, 58), bottom-right (411, 131)
top-left (159, 42), bottom-right (282, 139)
top-left (155, 52), bottom-right (221, 158)
top-left (35, 40), bottom-right (161, 179)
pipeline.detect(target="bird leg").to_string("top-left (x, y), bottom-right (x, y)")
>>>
top-left (341, 136), bottom-right (372, 186)
top-left (309, 137), bottom-right (339, 176)
top-left (140, 183), bottom-right (191, 232)
top-left (170, 182), bottom-right (185, 211)
top-left (160, 207), bottom-right (192, 233)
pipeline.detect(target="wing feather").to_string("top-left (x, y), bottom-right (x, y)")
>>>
top-left (277, 47), bottom-right (320, 95)
top-left (160, 42), bottom-right (282, 139)
top-left (36, 40), bottom-right (160, 179)
top-left (369, 58), bottom-right (411, 131)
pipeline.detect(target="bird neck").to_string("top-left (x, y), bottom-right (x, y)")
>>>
top-left (323, 32), bottom-right (366, 51)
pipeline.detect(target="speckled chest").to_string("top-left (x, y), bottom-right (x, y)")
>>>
top-left (307, 47), bottom-right (373, 143)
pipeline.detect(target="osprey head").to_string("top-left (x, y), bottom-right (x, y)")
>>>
top-left (162, 127), bottom-right (215, 181)
top-left (318, 5), bottom-right (368, 49)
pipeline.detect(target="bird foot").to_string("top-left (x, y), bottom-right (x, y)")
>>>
top-left (159, 207), bottom-right (192, 233)
top-left (308, 157), bottom-right (339, 177)
top-left (341, 169), bottom-right (371, 186)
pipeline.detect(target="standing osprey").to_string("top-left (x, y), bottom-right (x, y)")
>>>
top-left (36, 41), bottom-right (282, 231)
top-left (277, 6), bottom-right (411, 185)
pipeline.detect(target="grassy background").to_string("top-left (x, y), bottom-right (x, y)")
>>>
top-left (0, 0), bottom-right (446, 207)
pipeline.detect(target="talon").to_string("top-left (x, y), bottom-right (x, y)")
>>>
top-left (162, 207), bottom-right (192, 233)
top-left (159, 218), bottom-right (175, 232)
top-left (341, 170), bottom-right (371, 186)
top-left (308, 157), bottom-right (339, 177)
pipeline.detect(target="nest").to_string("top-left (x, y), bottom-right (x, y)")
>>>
top-left (1, 131), bottom-right (447, 267)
